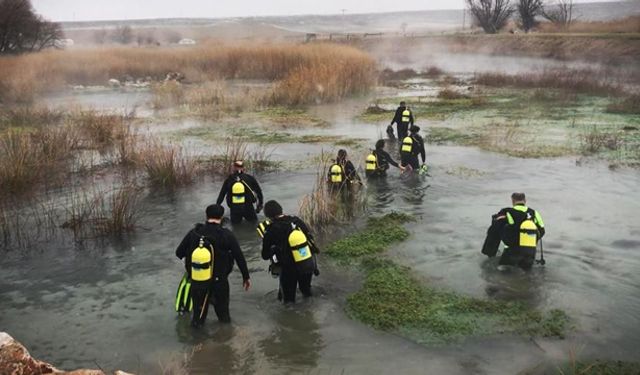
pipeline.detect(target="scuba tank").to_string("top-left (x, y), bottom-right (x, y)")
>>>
top-left (519, 216), bottom-right (538, 249)
top-left (191, 237), bottom-right (213, 282)
top-left (365, 152), bottom-right (377, 171)
top-left (330, 164), bottom-right (343, 183)
top-left (288, 223), bottom-right (315, 274)
top-left (401, 136), bottom-right (413, 153)
top-left (231, 178), bottom-right (246, 204)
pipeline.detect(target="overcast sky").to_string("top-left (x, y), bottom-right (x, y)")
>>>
top-left (32, 0), bottom-right (624, 22)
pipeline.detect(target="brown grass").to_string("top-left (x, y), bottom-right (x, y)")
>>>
top-left (538, 16), bottom-right (640, 34)
top-left (141, 139), bottom-right (199, 188)
top-left (474, 69), bottom-right (626, 96)
top-left (0, 43), bottom-right (377, 105)
top-left (209, 138), bottom-right (275, 176)
top-left (606, 94), bottom-right (640, 115)
top-left (438, 88), bottom-right (470, 100)
top-left (63, 184), bottom-right (142, 236)
top-left (299, 159), bottom-right (339, 233)
top-left (0, 126), bottom-right (79, 197)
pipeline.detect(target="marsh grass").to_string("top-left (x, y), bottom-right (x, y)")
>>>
top-left (579, 126), bottom-right (623, 155)
top-left (0, 43), bottom-right (377, 105)
top-left (437, 88), bottom-right (469, 100)
top-left (299, 157), bottom-right (340, 233)
top-left (606, 94), bottom-right (640, 115)
top-left (63, 184), bottom-right (142, 236)
top-left (141, 139), bottom-right (199, 188)
top-left (152, 81), bottom-right (185, 109)
top-left (475, 69), bottom-right (626, 96)
top-left (0, 106), bottom-right (65, 129)
top-left (71, 110), bottom-right (128, 150)
top-left (0, 126), bottom-right (79, 197)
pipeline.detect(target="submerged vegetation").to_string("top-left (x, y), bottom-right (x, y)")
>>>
top-left (325, 213), bottom-right (571, 344)
top-left (326, 213), bottom-right (413, 261)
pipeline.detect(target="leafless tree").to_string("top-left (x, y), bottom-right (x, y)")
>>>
top-left (517, 0), bottom-right (543, 32)
top-left (111, 25), bottom-right (134, 44)
top-left (163, 29), bottom-right (182, 44)
top-left (0, 0), bottom-right (63, 54)
top-left (465, 0), bottom-right (515, 34)
top-left (542, 0), bottom-right (575, 28)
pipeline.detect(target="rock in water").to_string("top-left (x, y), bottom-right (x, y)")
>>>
top-left (0, 331), bottom-right (130, 374)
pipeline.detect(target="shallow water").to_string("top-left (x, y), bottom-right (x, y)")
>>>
top-left (3, 55), bottom-right (640, 373)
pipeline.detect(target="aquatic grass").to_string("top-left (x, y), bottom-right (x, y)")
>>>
top-left (63, 184), bottom-right (143, 236)
top-left (324, 213), bottom-right (571, 343)
top-left (298, 155), bottom-right (344, 233)
top-left (152, 81), bottom-right (185, 109)
top-left (0, 126), bottom-right (79, 197)
top-left (346, 258), bottom-right (571, 343)
top-left (208, 138), bottom-right (277, 176)
top-left (474, 69), bottom-right (626, 97)
top-left (0, 106), bottom-right (65, 129)
top-left (141, 139), bottom-right (199, 188)
top-left (72, 111), bottom-right (127, 150)
top-left (326, 213), bottom-right (413, 261)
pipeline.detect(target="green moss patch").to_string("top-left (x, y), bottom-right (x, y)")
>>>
top-left (325, 213), bottom-right (414, 261)
top-left (347, 259), bottom-right (570, 343)
top-left (325, 212), bottom-right (571, 344)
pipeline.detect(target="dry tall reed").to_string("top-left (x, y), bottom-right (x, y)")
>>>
top-left (141, 139), bottom-right (199, 188)
top-left (0, 43), bottom-right (377, 105)
top-left (474, 69), bottom-right (626, 96)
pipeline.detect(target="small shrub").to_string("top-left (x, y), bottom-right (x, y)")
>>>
top-left (438, 88), bottom-right (469, 100)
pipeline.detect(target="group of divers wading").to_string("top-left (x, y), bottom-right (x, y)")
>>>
top-left (175, 101), bottom-right (546, 328)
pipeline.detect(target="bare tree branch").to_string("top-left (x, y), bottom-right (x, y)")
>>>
top-left (465, 0), bottom-right (515, 34)
top-left (517, 0), bottom-right (543, 32)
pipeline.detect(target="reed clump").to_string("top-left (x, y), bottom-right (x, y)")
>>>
top-left (0, 43), bottom-right (377, 105)
top-left (63, 184), bottom-right (142, 236)
top-left (474, 69), bottom-right (626, 96)
top-left (141, 139), bottom-right (199, 188)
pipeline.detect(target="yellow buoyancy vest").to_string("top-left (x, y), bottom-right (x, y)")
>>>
top-left (401, 109), bottom-right (411, 123)
top-left (231, 181), bottom-right (246, 204)
top-left (330, 164), bottom-right (343, 183)
top-left (401, 136), bottom-right (413, 153)
top-left (256, 219), bottom-right (271, 239)
top-left (288, 228), bottom-right (313, 263)
top-left (191, 238), bottom-right (213, 282)
top-left (366, 153), bottom-right (377, 171)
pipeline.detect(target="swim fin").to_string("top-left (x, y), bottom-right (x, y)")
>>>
top-left (175, 272), bottom-right (193, 314)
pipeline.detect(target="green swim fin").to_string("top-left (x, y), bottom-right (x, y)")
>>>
top-left (175, 272), bottom-right (193, 314)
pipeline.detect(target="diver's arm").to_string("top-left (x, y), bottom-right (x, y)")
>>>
top-left (228, 233), bottom-right (250, 281)
top-left (216, 177), bottom-right (229, 205)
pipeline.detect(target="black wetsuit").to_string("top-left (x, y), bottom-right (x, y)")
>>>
top-left (367, 148), bottom-right (400, 178)
top-left (400, 133), bottom-right (426, 170)
top-left (390, 106), bottom-right (414, 141)
top-left (482, 205), bottom-right (545, 271)
top-left (216, 172), bottom-right (264, 224)
top-left (261, 215), bottom-right (315, 303)
top-left (176, 222), bottom-right (250, 325)
top-left (328, 160), bottom-right (360, 190)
